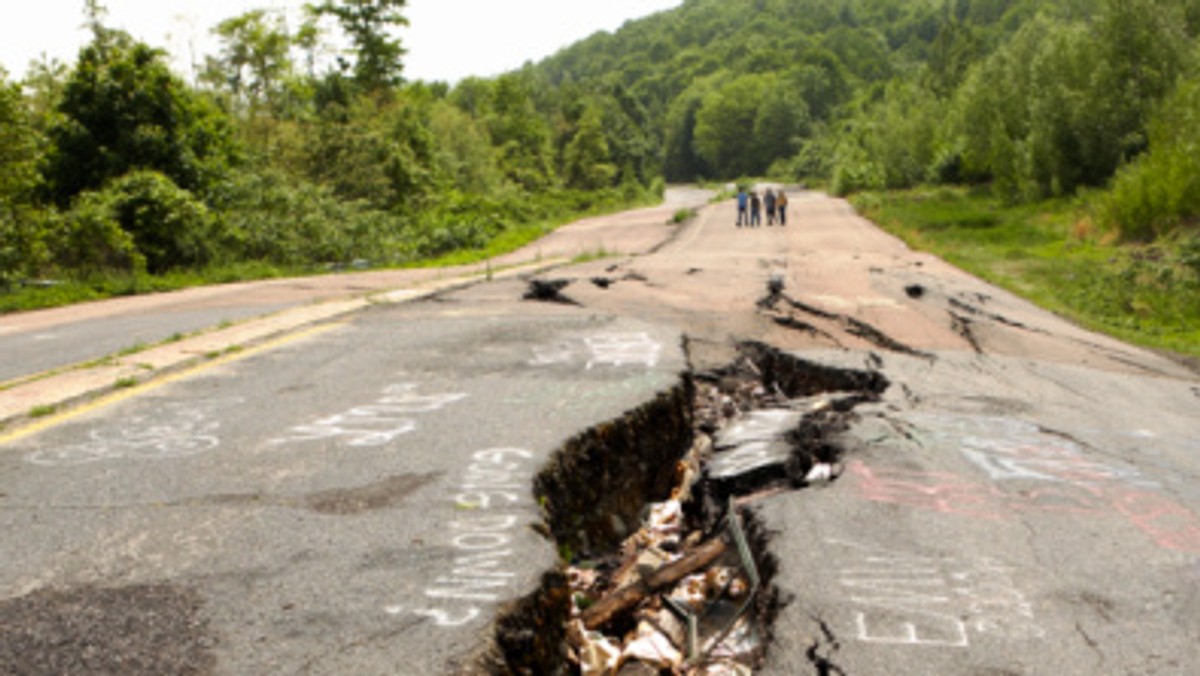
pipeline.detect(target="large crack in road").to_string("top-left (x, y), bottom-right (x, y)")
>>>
top-left (474, 328), bottom-right (890, 674)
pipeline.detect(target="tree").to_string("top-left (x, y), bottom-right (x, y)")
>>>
top-left (44, 30), bottom-right (238, 205)
top-left (693, 73), bottom-right (789, 178)
top-left (206, 9), bottom-right (293, 113)
top-left (487, 74), bottom-right (556, 191)
top-left (0, 72), bottom-right (39, 205)
top-left (308, 0), bottom-right (408, 92)
top-left (1, 70), bottom-right (50, 286)
top-left (563, 104), bottom-right (616, 190)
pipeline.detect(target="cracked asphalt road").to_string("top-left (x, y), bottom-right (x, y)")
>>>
top-left (2, 188), bottom-right (1198, 674)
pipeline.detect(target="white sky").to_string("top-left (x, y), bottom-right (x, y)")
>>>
top-left (0, 1), bottom-right (682, 84)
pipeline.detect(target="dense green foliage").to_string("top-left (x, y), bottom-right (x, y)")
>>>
top-left (0, 0), bottom-right (662, 306)
top-left (530, 0), bottom-right (1198, 241)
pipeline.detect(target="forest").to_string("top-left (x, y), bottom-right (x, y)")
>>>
top-left (1, 0), bottom-right (1198, 310)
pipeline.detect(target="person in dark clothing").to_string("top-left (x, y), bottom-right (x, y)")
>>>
top-left (749, 191), bottom-right (762, 226)
top-left (736, 188), bottom-right (748, 227)
top-left (764, 188), bottom-right (777, 226)
top-left (777, 190), bottom-right (789, 226)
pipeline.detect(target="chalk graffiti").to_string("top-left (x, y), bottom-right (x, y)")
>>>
top-left (909, 413), bottom-right (1158, 490)
top-left (861, 414), bottom-right (1200, 553)
top-left (528, 341), bottom-right (576, 366)
top-left (1112, 490), bottom-right (1200, 553)
top-left (528, 333), bottom-right (662, 370)
top-left (27, 398), bottom-right (243, 466)
top-left (392, 447), bottom-right (539, 628)
top-left (851, 459), bottom-right (1200, 554)
top-left (829, 539), bottom-right (1044, 649)
top-left (270, 383), bottom-right (466, 448)
top-left (585, 333), bottom-right (661, 369)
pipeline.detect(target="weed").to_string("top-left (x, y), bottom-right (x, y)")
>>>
top-left (671, 208), bottom-right (697, 224)
top-left (115, 377), bottom-right (138, 389)
top-left (29, 405), bottom-right (57, 418)
top-left (116, 342), bottom-right (147, 357)
top-left (571, 247), bottom-right (616, 264)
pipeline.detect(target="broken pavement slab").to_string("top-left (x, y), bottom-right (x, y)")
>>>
top-left (756, 349), bottom-right (1200, 675)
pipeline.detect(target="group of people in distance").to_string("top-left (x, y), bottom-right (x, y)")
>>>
top-left (736, 186), bottom-right (788, 227)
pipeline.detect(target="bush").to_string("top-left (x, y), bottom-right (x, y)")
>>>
top-left (57, 171), bottom-right (221, 275)
top-left (106, 171), bottom-right (224, 273)
top-left (57, 192), bottom-right (145, 275)
top-left (1098, 79), bottom-right (1200, 241)
top-left (208, 169), bottom-right (394, 266)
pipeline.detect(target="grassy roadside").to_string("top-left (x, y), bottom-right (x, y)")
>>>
top-left (851, 187), bottom-right (1200, 361)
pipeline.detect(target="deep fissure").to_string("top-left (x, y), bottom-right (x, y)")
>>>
top-left (474, 340), bottom-right (889, 674)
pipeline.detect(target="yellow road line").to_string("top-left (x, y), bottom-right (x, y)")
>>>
top-left (0, 322), bottom-right (345, 447)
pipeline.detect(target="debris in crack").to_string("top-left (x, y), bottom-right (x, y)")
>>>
top-left (592, 277), bottom-right (616, 289)
top-left (485, 342), bottom-right (886, 674)
top-left (904, 284), bottom-right (926, 299)
top-left (525, 278), bottom-right (580, 305)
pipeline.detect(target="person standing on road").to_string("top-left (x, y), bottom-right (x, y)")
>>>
top-left (777, 190), bottom-right (788, 226)
top-left (736, 187), bottom-right (749, 227)
top-left (749, 190), bottom-right (762, 227)
top-left (764, 188), bottom-right (777, 226)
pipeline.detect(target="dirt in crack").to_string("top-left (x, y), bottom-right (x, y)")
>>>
top-left (477, 340), bottom-right (887, 674)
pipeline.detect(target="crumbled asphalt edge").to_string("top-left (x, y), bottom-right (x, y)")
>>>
top-left (470, 377), bottom-right (695, 674)
top-left (0, 583), bottom-right (216, 675)
top-left (471, 340), bottom-right (890, 674)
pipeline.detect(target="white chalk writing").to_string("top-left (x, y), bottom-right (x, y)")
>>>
top-left (394, 447), bottom-right (539, 628)
top-left (27, 398), bottom-right (243, 466)
top-left (829, 539), bottom-right (1044, 649)
top-left (271, 383), bottom-right (466, 448)
top-left (585, 333), bottom-right (661, 369)
top-left (528, 333), bottom-right (662, 370)
top-left (910, 413), bottom-right (1159, 490)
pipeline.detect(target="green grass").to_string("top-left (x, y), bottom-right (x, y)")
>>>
top-left (29, 404), bottom-right (57, 418)
top-left (570, 246), bottom-right (618, 265)
top-left (671, 208), bottom-right (698, 224)
top-left (852, 187), bottom-right (1200, 360)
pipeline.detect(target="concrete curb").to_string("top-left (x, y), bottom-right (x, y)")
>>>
top-left (0, 259), bottom-right (565, 431)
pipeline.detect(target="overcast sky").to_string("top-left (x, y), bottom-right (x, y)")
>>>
top-left (0, 0), bottom-right (683, 84)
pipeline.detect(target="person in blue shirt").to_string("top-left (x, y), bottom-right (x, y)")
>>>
top-left (736, 187), bottom-right (749, 227)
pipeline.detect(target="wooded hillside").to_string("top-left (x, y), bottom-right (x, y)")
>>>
top-left (2, 0), bottom-right (1197, 308)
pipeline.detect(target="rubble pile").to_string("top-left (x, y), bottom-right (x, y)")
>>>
top-left (562, 361), bottom-right (792, 675)
top-left (497, 343), bottom-right (885, 674)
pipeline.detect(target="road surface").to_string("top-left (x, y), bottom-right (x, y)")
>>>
top-left (1, 187), bottom-right (1197, 674)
